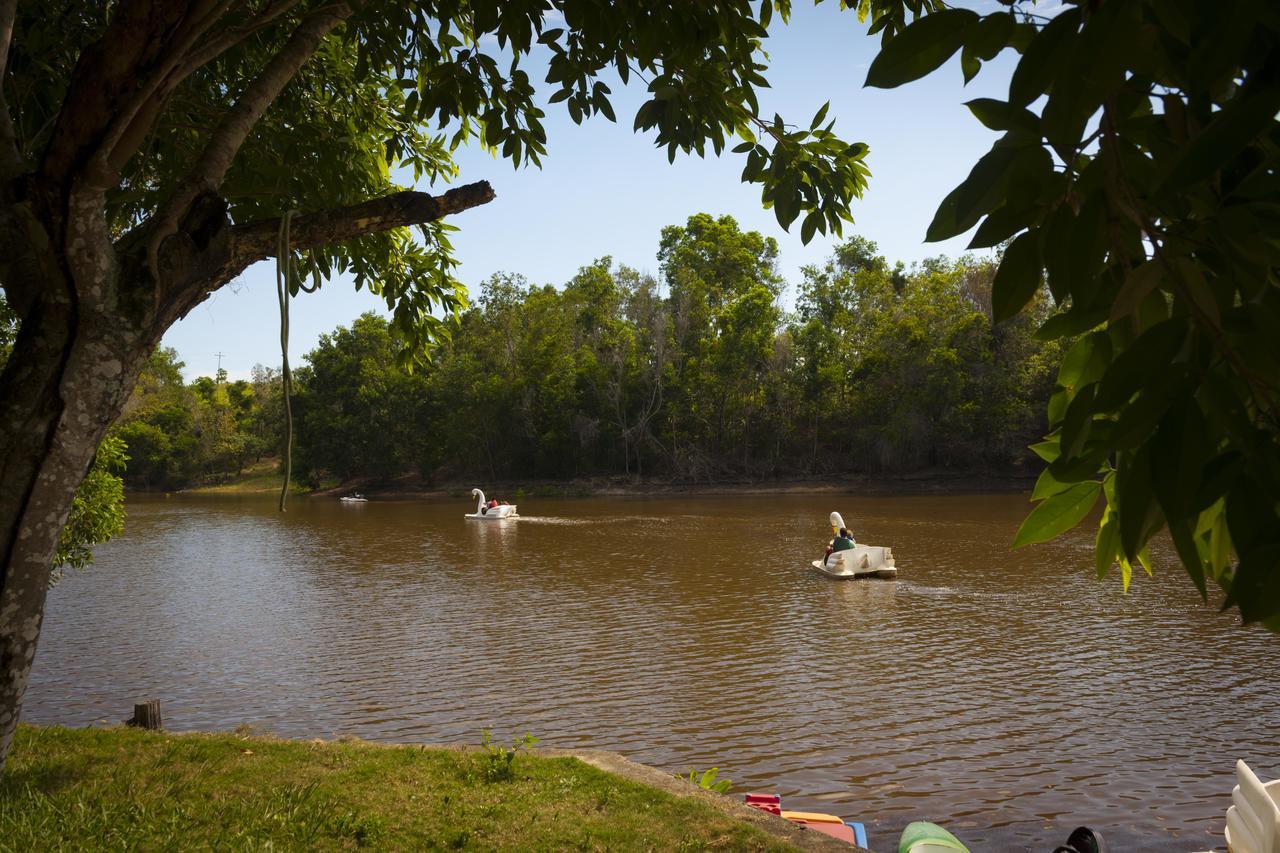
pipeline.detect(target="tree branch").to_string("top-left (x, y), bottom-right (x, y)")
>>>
top-left (0, 0), bottom-right (23, 178)
top-left (97, 0), bottom-right (243, 181)
top-left (104, 0), bottom-right (305, 178)
top-left (229, 182), bottom-right (497, 262)
top-left (148, 1), bottom-right (352, 277)
top-left (144, 181), bottom-right (495, 332)
top-left (39, 0), bottom-right (194, 186)
top-left (184, 1), bottom-right (351, 196)
top-left (178, 0), bottom-right (301, 80)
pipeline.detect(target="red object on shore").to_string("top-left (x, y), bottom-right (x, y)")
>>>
top-left (744, 793), bottom-right (866, 847)
top-left (744, 793), bottom-right (782, 815)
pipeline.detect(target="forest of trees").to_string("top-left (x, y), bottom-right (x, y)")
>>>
top-left (108, 216), bottom-right (1066, 489)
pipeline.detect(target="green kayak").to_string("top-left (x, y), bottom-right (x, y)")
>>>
top-left (898, 821), bottom-right (970, 853)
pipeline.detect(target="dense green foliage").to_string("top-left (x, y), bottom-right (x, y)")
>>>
top-left (105, 221), bottom-right (1061, 491)
top-left (864, 0), bottom-right (1280, 626)
top-left (1, 725), bottom-right (792, 850)
top-left (288, 219), bottom-right (1061, 484)
top-left (114, 349), bottom-right (284, 491)
top-left (52, 436), bottom-right (127, 577)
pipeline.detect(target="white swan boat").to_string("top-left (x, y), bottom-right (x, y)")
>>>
top-left (811, 511), bottom-right (896, 580)
top-left (1224, 759), bottom-right (1280, 853)
top-left (464, 488), bottom-right (518, 520)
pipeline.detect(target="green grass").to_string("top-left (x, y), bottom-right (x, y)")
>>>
top-left (182, 459), bottom-right (340, 495)
top-left (1, 726), bottom-right (793, 851)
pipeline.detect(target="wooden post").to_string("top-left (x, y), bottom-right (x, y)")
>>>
top-left (127, 700), bottom-right (162, 730)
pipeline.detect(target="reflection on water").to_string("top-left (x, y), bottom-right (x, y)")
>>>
top-left (25, 492), bottom-right (1278, 851)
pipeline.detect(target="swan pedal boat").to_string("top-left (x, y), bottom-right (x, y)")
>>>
top-left (464, 488), bottom-right (518, 520)
top-left (811, 510), bottom-right (896, 579)
top-left (812, 545), bottom-right (896, 580)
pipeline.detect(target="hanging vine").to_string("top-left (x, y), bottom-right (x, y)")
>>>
top-left (276, 210), bottom-right (320, 511)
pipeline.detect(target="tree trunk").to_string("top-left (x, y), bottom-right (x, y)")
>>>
top-left (0, 287), bottom-right (151, 772)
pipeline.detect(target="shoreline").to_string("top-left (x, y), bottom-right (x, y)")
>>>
top-left (162, 467), bottom-right (1036, 500)
top-left (5, 724), bottom-right (860, 852)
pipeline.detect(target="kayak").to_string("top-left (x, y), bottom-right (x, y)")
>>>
top-left (898, 821), bottom-right (970, 853)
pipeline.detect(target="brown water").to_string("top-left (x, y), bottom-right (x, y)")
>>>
top-left (24, 493), bottom-right (1278, 851)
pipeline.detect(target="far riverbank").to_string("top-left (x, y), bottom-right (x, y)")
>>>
top-left (163, 460), bottom-right (1036, 500)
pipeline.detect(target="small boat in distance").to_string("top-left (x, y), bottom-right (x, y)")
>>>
top-left (339, 494), bottom-right (368, 503)
top-left (811, 511), bottom-right (897, 580)
top-left (464, 488), bottom-right (518, 520)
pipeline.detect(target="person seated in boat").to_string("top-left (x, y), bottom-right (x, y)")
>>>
top-left (824, 528), bottom-right (856, 564)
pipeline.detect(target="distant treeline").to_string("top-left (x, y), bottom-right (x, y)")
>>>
top-left (111, 215), bottom-right (1067, 489)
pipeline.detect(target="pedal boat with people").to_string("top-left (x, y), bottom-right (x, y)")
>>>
top-left (810, 511), bottom-right (896, 580)
top-left (464, 488), bottom-right (518, 520)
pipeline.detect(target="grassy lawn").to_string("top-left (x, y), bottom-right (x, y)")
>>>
top-left (0, 726), bottom-right (795, 851)
top-left (181, 458), bottom-right (287, 494)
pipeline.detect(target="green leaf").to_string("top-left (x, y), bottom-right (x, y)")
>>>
top-left (1093, 319), bottom-right (1188, 411)
top-left (1058, 382), bottom-right (1098, 460)
top-left (1109, 261), bottom-right (1163, 323)
top-left (1008, 9), bottom-right (1080, 106)
top-left (800, 211), bottom-right (820, 245)
top-left (1117, 446), bottom-right (1162, 560)
top-left (1226, 543), bottom-right (1280, 624)
top-left (1029, 438), bottom-right (1061, 463)
top-left (1034, 306), bottom-right (1108, 341)
top-left (864, 9), bottom-right (980, 89)
top-left (1096, 513), bottom-right (1120, 580)
top-left (1167, 518), bottom-right (1209, 600)
top-left (1032, 466), bottom-right (1075, 500)
top-left (965, 98), bottom-right (1039, 133)
top-left (990, 230), bottom-right (1042, 322)
top-left (1155, 87), bottom-right (1280, 195)
top-left (1013, 481), bottom-right (1101, 548)
top-left (811, 101), bottom-right (830, 130)
top-left (1150, 397), bottom-right (1206, 523)
top-left (961, 47), bottom-right (980, 84)
top-left (1057, 332), bottom-right (1112, 391)
top-left (967, 12), bottom-right (1015, 60)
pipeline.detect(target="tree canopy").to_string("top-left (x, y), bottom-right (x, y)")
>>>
top-left (864, 0), bottom-right (1280, 627)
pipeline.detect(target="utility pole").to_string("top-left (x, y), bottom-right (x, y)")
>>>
top-left (215, 351), bottom-right (225, 373)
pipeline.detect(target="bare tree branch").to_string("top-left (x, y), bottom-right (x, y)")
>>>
top-left (230, 182), bottom-right (497, 263)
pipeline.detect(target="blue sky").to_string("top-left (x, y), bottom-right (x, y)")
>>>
top-left (167, 2), bottom-right (1017, 380)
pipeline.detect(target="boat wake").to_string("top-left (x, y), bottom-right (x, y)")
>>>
top-left (895, 581), bottom-right (958, 596)
top-left (519, 515), bottom-right (672, 526)
top-left (515, 516), bottom-right (595, 525)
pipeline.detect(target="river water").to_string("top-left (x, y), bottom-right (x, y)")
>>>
top-left (23, 492), bottom-right (1277, 851)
